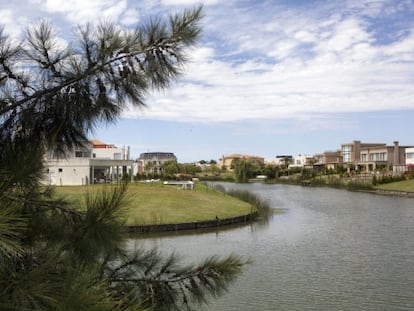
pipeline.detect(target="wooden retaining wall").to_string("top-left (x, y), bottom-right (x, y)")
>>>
top-left (127, 212), bottom-right (257, 234)
top-left (374, 189), bottom-right (414, 198)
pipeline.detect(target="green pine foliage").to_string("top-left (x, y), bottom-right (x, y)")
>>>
top-left (0, 6), bottom-right (247, 310)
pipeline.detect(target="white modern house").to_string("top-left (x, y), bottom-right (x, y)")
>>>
top-left (43, 140), bottom-right (135, 186)
top-left (288, 154), bottom-right (314, 169)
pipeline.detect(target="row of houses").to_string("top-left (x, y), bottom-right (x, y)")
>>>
top-left (44, 139), bottom-right (414, 186)
top-left (220, 140), bottom-right (414, 173)
top-left (43, 139), bottom-right (176, 186)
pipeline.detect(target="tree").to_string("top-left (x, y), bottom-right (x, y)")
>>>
top-left (179, 163), bottom-right (201, 176)
top-left (281, 157), bottom-right (292, 169)
top-left (262, 164), bottom-right (276, 179)
top-left (0, 7), bottom-right (247, 310)
top-left (233, 159), bottom-right (254, 183)
top-left (208, 163), bottom-right (221, 175)
top-left (161, 159), bottom-right (179, 176)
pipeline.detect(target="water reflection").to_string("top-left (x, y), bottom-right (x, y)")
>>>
top-left (129, 183), bottom-right (414, 310)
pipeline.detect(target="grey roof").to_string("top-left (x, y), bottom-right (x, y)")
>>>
top-left (138, 152), bottom-right (176, 160)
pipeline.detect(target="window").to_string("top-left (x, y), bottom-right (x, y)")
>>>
top-left (58, 168), bottom-right (63, 172)
top-left (75, 150), bottom-right (91, 158)
top-left (113, 153), bottom-right (122, 160)
top-left (369, 153), bottom-right (387, 161)
top-left (342, 145), bottom-right (352, 162)
top-left (406, 152), bottom-right (414, 159)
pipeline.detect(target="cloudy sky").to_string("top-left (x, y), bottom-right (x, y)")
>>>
top-left (2, 0), bottom-right (414, 162)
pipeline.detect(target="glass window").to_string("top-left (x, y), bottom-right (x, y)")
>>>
top-left (75, 150), bottom-right (91, 158)
top-left (342, 145), bottom-right (352, 162)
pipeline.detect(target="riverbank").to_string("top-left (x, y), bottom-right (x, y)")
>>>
top-left (128, 213), bottom-right (256, 233)
top-left (54, 182), bottom-right (256, 227)
top-left (261, 176), bottom-right (414, 198)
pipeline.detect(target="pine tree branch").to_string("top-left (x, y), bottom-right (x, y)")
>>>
top-left (106, 251), bottom-right (248, 310)
top-left (0, 6), bottom-right (203, 116)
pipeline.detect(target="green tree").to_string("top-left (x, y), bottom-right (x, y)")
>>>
top-left (144, 161), bottom-right (157, 176)
top-left (233, 159), bottom-right (254, 183)
top-left (179, 163), bottom-right (201, 175)
top-left (263, 164), bottom-right (277, 179)
top-left (0, 7), bottom-right (247, 310)
top-left (161, 159), bottom-right (179, 176)
top-left (281, 157), bottom-right (292, 169)
top-left (208, 163), bottom-right (221, 175)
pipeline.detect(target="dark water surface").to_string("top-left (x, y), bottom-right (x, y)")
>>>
top-left (128, 183), bottom-right (414, 310)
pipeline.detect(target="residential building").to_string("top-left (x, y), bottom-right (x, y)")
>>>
top-left (220, 154), bottom-right (265, 170)
top-left (341, 140), bottom-right (412, 172)
top-left (91, 139), bottom-right (129, 160)
top-left (137, 152), bottom-right (177, 175)
top-left (313, 151), bottom-right (342, 170)
top-left (357, 141), bottom-right (410, 172)
top-left (341, 140), bottom-right (385, 164)
top-left (43, 140), bottom-right (134, 186)
top-left (406, 147), bottom-right (414, 172)
top-left (274, 155), bottom-right (293, 167)
top-left (288, 154), bottom-right (315, 169)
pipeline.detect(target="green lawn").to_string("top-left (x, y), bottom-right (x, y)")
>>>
top-left (53, 182), bottom-right (253, 225)
top-left (374, 179), bottom-right (414, 192)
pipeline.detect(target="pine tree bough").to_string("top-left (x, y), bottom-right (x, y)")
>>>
top-left (0, 6), bottom-right (248, 310)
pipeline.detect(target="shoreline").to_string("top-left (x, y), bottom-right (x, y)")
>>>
top-left (127, 212), bottom-right (257, 234)
top-left (372, 188), bottom-right (414, 198)
top-left (261, 179), bottom-right (414, 198)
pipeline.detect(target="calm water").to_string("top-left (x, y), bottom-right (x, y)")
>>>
top-left (129, 183), bottom-right (414, 310)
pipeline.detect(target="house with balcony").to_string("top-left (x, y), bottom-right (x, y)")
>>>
top-left (341, 140), bottom-right (411, 173)
top-left (43, 140), bottom-right (135, 185)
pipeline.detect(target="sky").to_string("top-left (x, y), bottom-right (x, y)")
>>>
top-left (2, 0), bottom-right (414, 162)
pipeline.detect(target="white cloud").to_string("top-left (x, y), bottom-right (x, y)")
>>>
top-left (120, 8), bottom-right (140, 26)
top-left (0, 8), bottom-right (29, 38)
top-left (315, 18), bottom-right (373, 55)
top-left (32, 0), bottom-right (128, 24)
top-left (4, 0), bottom-right (414, 127)
top-left (161, 0), bottom-right (221, 6)
top-left (383, 30), bottom-right (414, 62)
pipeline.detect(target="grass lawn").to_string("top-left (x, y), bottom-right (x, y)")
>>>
top-left (374, 179), bottom-right (414, 192)
top-left (53, 182), bottom-right (253, 225)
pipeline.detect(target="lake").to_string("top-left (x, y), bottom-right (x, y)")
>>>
top-left (129, 183), bottom-right (414, 310)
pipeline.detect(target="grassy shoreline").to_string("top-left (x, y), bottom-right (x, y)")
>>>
top-left (262, 175), bottom-right (414, 195)
top-left (54, 182), bottom-right (254, 226)
top-left (374, 179), bottom-right (414, 192)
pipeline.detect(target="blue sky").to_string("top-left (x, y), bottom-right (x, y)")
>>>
top-left (2, 0), bottom-right (414, 162)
